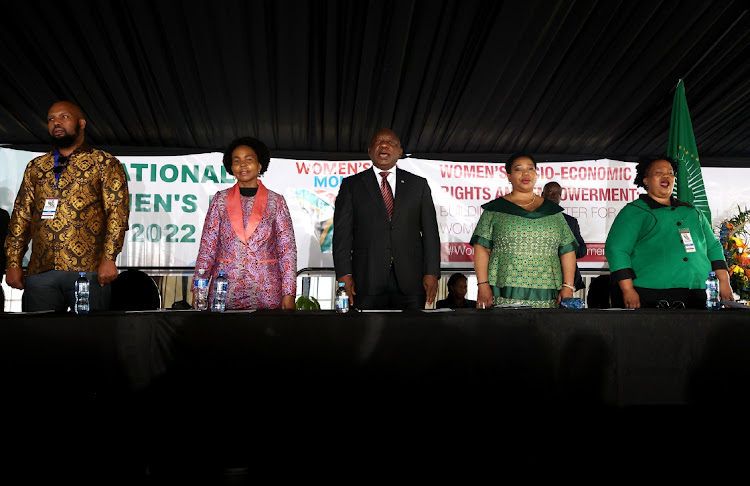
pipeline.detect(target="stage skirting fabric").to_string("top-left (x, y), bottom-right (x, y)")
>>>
top-left (3, 308), bottom-right (749, 477)
top-left (1, 308), bottom-right (747, 408)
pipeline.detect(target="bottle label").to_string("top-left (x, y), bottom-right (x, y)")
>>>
top-left (335, 296), bottom-right (349, 310)
top-left (706, 277), bottom-right (720, 310)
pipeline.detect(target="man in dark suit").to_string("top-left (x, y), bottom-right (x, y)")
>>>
top-left (542, 182), bottom-right (587, 291)
top-left (333, 129), bottom-right (440, 310)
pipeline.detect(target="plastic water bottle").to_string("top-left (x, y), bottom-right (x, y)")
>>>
top-left (74, 271), bottom-right (90, 315)
top-left (211, 270), bottom-right (228, 313)
top-left (194, 268), bottom-right (209, 310)
top-left (334, 282), bottom-right (349, 313)
top-left (705, 271), bottom-right (720, 310)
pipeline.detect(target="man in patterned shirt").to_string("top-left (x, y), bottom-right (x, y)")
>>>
top-left (4, 101), bottom-right (130, 312)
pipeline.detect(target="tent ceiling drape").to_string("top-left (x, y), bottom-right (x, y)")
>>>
top-left (1, 0), bottom-right (748, 166)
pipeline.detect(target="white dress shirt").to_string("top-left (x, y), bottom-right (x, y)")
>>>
top-left (373, 166), bottom-right (396, 197)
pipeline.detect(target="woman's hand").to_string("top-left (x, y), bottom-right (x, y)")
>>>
top-left (616, 278), bottom-right (640, 308)
top-left (622, 288), bottom-right (641, 308)
top-left (557, 286), bottom-right (574, 305)
top-left (280, 295), bottom-right (296, 310)
top-left (719, 286), bottom-right (735, 303)
top-left (717, 269), bottom-right (734, 304)
top-left (476, 284), bottom-right (493, 309)
top-left (473, 244), bottom-right (493, 309)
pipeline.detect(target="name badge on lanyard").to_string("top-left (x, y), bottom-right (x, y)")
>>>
top-left (42, 198), bottom-right (59, 219)
top-left (679, 228), bottom-right (696, 253)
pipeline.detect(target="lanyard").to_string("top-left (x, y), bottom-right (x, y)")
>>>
top-left (53, 150), bottom-right (69, 187)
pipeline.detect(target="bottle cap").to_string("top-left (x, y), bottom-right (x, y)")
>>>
top-left (219, 270), bottom-right (225, 276)
top-left (338, 282), bottom-right (345, 287)
top-left (709, 271), bottom-right (716, 277)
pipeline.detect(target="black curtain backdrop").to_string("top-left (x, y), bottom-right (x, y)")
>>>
top-left (1, 0), bottom-right (749, 166)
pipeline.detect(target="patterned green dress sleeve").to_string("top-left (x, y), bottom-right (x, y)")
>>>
top-left (470, 209), bottom-right (494, 250)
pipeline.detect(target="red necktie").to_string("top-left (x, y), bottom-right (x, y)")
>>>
top-left (380, 171), bottom-right (394, 220)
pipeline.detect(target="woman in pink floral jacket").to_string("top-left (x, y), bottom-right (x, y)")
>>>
top-left (194, 137), bottom-right (297, 309)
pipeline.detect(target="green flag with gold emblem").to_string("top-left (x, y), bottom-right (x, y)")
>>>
top-left (667, 79), bottom-right (711, 221)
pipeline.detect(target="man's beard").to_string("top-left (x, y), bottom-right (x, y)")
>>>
top-left (50, 124), bottom-right (81, 149)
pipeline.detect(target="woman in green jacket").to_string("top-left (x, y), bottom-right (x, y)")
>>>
top-left (605, 156), bottom-right (733, 309)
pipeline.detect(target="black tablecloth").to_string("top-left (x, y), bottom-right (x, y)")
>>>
top-left (1, 308), bottom-right (748, 478)
top-left (2, 308), bottom-right (749, 406)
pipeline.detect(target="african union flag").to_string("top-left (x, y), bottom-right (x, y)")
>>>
top-left (667, 79), bottom-right (711, 222)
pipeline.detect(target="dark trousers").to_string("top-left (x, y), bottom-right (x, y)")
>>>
top-left (22, 270), bottom-right (112, 312)
top-left (355, 266), bottom-right (425, 310)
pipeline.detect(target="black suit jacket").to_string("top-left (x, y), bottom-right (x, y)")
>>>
top-left (333, 167), bottom-right (440, 296)
top-left (563, 213), bottom-right (587, 291)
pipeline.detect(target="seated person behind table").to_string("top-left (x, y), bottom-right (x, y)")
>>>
top-left (436, 273), bottom-right (477, 309)
top-left (605, 155), bottom-right (732, 309)
top-left (193, 136), bottom-right (297, 309)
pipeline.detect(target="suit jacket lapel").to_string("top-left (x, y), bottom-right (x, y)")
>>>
top-left (227, 181), bottom-right (269, 245)
top-left (391, 168), bottom-right (407, 222)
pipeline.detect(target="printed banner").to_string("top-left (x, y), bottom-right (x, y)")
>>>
top-left (1, 148), bottom-right (747, 272)
top-left (411, 158), bottom-right (637, 268)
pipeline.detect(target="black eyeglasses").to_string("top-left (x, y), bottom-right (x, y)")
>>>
top-left (657, 300), bottom-right (686, 309)
top-left (53, 156), bottom-right (68, 175)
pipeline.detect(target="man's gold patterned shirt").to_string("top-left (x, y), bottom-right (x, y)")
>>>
top-left (5, 144), bottom-right (130, 274)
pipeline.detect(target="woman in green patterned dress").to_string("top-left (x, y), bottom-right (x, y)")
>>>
top-left (470, 153), bottom-right (578, 308)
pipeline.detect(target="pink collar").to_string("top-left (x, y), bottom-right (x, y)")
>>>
top-left (227, 180), bottom-right (269, 244)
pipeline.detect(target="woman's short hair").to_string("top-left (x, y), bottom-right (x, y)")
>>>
top-left (505, 152), bottom-right (537, 174)
top-left (222, 136), bottom-right (271, 175)
top-left (446, 272), bottom-right (467, 293)
top-left (633, 156), bottom-right (678, 189)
